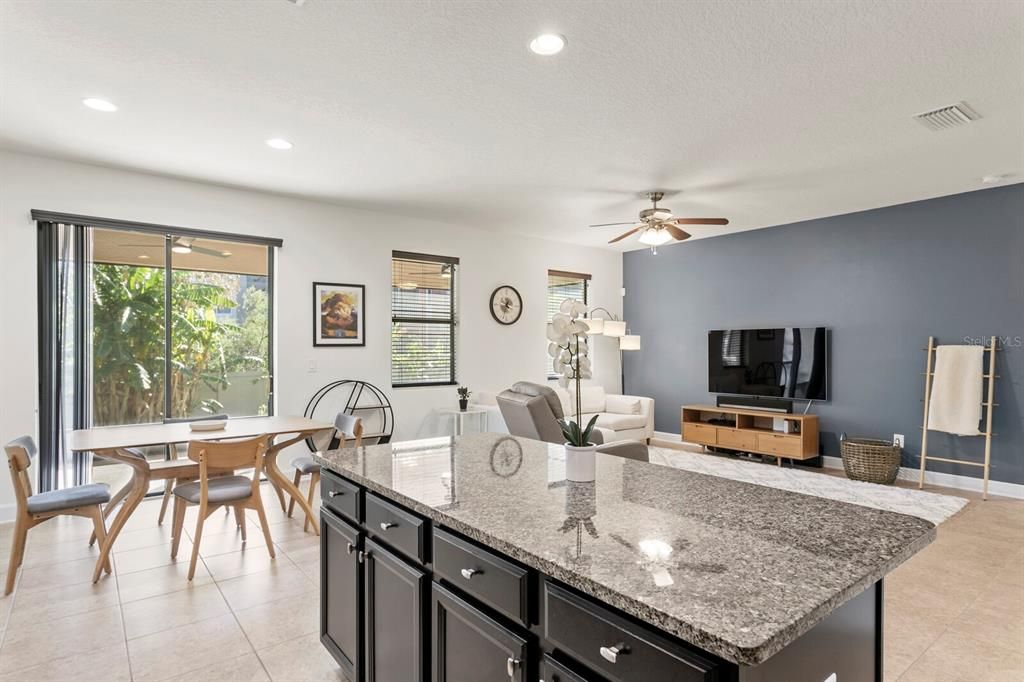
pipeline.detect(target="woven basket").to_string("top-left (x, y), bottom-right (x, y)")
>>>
top-left (841, 438), bottom-right (901, 484)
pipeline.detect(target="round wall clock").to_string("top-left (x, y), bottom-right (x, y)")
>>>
top-left (489, 285), bottom-right (522, 325)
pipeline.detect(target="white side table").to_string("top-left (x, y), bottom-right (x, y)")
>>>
top-left (438, 408), bottom-right (489, 436)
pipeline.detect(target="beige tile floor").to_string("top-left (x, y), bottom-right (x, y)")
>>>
top-left (0, 477), bottom-right (1020, 681)
top-left (0, 482), bottom-right (345, 682)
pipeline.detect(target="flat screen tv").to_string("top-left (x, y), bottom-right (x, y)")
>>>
top-left (708, 328), bottom-right (830, 401)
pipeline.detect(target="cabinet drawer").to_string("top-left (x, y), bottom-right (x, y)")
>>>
top-left (433, 527), bottom-right (531, 626)
top-left (365, 492), bottom-right (428, 563)
top-left (682, 423), bottom-right (717, 445)
top-left (716, 429), bottom-right (756, 451)
top-left (756, 433), bottom-right (802, 457)
top-left (543, 581), bottom-right (722, 682)
top-left (321, 470), bottom-right (361, 523)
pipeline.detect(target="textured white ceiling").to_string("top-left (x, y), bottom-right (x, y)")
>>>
top-left (1, 0), bottom-right (1022, 250)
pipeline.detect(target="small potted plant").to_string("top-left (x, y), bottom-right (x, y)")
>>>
top-left (548, 298), bottom-right (599, 480)
top-left (457, 386), bottom-right (471, 412)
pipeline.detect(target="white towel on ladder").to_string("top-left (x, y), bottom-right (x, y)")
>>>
top-left (927, 345), bottom-right (985, 436)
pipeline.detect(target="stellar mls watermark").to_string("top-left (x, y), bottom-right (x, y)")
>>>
top-left (962, 335), bottom-right (1022, 347)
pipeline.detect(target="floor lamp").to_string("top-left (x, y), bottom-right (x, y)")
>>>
top-left (587, 307), bottom-right (640, 393)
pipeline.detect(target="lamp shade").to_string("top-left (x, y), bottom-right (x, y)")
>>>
top-left (620, 334), bottom-right (641, 351)
top-left (603, 320), bottom-right (626, 337)
top-left (584, 317), bottom-right (604, 334)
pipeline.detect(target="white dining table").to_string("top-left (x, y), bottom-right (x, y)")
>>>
top-left (68, 416), bottom-right (332, 582)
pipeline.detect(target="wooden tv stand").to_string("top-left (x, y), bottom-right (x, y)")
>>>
top-left (681, 404), bottom-right (819, 466)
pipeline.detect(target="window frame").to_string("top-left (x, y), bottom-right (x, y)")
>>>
top-left (546, 269), bottom-right (590, 380)
top-left (34, 211), bottom-right (280, 491)
top-left (391, 251), bottom-right (459, 388)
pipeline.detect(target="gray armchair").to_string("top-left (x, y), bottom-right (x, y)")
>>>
top-left (496, 382), bottom-right (648, 462)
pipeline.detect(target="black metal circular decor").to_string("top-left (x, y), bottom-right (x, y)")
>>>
top-left (303, 380), bottom-right (394, 452)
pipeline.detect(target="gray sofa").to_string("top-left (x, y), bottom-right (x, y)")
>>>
top-left (496, 382), bottom-right (648, 461)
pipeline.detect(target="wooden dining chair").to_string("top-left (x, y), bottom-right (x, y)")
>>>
top-left (158, 414), bottom-right (228, 525)
top-left (288, 413), bottom-right (363, 531)
top-left (4, 436), bottom-right (112, 595)
top-left (170, 434), bottom-right (275, 580)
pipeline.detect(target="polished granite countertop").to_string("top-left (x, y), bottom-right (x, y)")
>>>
top-left (313, 433), bottom-right (935, 666)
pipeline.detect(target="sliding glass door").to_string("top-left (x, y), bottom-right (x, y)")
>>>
top-left (38, 220), bottom-right (275, 491)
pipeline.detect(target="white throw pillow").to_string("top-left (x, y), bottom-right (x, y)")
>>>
top-left (605, 394), bottom-right (641, 415)
top-left (573, 385), bottom-right (606, 414)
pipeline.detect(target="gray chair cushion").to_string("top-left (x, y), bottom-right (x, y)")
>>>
top-left (291, 456), bottom-right (321, 475)
top-left (26, 483), bottom-right (110, 514)
top-left (597, 441), bottom-right (649, 462)
top-left (173, 476), bottom-right (253, 504)
top-left (510, 382), bottom-right (564, 419)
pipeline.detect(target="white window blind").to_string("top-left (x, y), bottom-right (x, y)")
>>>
top-left (546, 270), bottom-right (590, 379)
top-left (391, 252), bottom-right (458, 387)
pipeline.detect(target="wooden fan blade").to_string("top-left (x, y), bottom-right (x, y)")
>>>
top-left (674, 218), bottom-right (729, 225)
top-left (608, 226), bottom-right (642, 243)
top-left (590, 221), bottom-right (638, 228)
top-left (664, 224), bottom-right (691, 241)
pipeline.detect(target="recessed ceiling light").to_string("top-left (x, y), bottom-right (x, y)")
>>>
top-left (981, 175), bottom-right (1004, 184)
top-left (265, 138), bottom-right (293, 150)
top-left (221, 250), bottom-right (233, 257)
top-left (530, 33), bottom-right (566, 56)
top-left (138, 254), bottom-right (150, 260)
top-left (82, 97), bottom-right (118, 112)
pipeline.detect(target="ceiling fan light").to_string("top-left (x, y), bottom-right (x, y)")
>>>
top-left (171, 245), bottom-right (192, 254)
top-left (638, 227), bottom-right (673, 246)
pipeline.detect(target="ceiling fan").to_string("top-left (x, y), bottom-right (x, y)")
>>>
top-left (118, 236), bottom-right (231, 258)
top-left (590, 191), bottom-right (729, 253)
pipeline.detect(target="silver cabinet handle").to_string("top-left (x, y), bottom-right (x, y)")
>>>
top-left (328, 490), bottom-right (341, 497)
top-left (346, 542), bottom-right (356, 555)
top-left (600, 644), bottom-right (628, 663)
top-left (379, 521), bottom-right (396, 531)
top-left (460, 568), bottom-right (479, 580)
top-left (505, 657), bottom-right (520, 678)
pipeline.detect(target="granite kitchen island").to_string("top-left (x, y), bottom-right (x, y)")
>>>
top-left (313, 433), bottom-right (934, 682)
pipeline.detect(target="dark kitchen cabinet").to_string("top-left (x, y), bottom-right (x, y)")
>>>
top-left (540, 654), bottom-right (591, 682)
top-left (321, 510), bottom-right (362, 680)
top-left (431, 582), bottom-right (530, 682)
top-left (365, 538), bottom-right (428, 682)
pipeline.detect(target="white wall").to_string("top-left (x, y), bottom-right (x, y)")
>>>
top-left (0, 150), bottom-right (623, 518)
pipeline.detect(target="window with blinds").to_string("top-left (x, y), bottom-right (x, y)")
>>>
top-left (547, 270), bottom-right (590, 379)
top-left (392, 251), bottom-right (459, 387)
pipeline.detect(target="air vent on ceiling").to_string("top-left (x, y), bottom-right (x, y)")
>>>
top-left (284, 0), bottom-right (306, 5)
top-left (913, 102), bottom-right (981, 131)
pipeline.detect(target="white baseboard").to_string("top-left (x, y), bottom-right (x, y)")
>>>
top-left (653, 431), bottom-right (1024, 500)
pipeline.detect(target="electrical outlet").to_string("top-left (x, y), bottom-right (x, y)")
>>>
top-left (893, 434), bottom-right (905, 448)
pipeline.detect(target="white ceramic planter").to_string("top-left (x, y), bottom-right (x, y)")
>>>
top-left (564, 443), bottom-right (597, 482)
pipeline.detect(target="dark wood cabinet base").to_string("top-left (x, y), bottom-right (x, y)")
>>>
top-left (321, 472), bottom-right (884, 682)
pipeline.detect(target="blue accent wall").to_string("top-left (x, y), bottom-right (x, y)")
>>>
top-left (623, 184), bottom-right (1024, 484)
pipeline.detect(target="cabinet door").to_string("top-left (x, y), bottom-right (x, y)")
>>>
top-left (539, 655), bottom-right (590, 682)
top-left (321, 510), bottom-right (362, 680)
top-left (365, 538), bottom-right (428, 682)
top-left (432, 582), bottom-right (529, 682)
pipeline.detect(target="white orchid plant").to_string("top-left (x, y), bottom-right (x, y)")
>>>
top-left (547, 298), bottom-right (598, 447)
